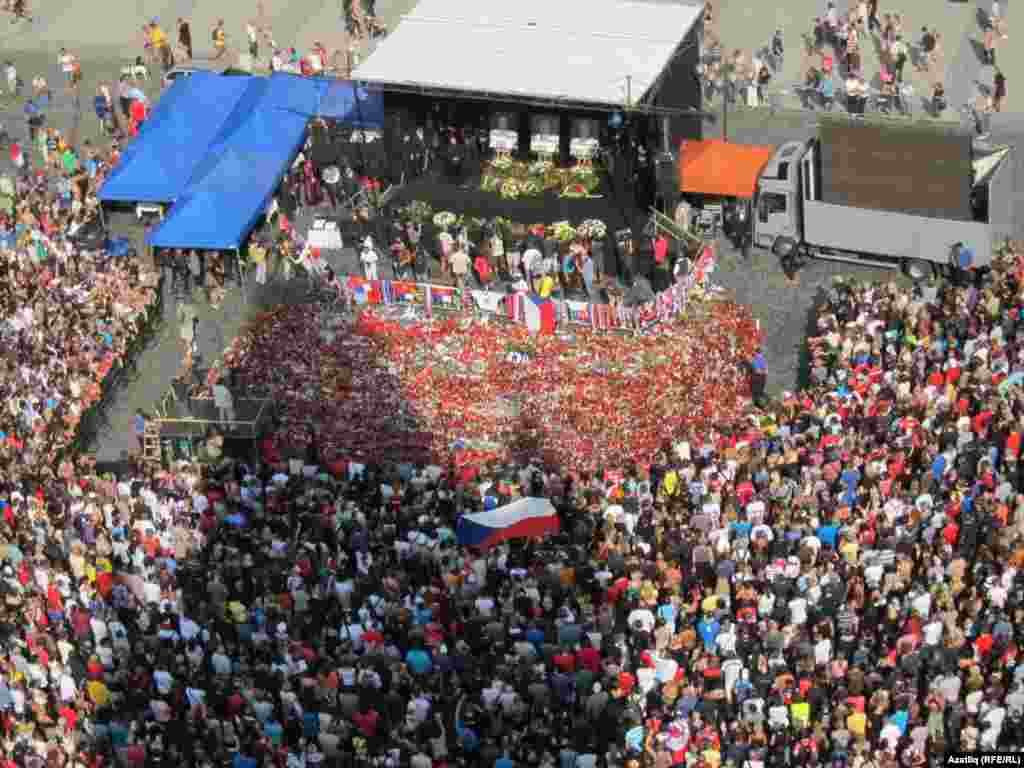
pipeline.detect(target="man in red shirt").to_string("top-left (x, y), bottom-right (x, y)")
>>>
top-left (353, 706), bottom-right (379, 738)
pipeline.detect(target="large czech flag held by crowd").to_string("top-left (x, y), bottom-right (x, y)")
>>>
top-left (457, 498), bottom-right (560, 549)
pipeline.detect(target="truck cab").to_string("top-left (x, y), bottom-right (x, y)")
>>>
top-left (752, 141), bottom-right (807, 256)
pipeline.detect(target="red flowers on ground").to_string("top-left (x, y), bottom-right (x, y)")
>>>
top-left (232, 301), bottom-right (760, 473)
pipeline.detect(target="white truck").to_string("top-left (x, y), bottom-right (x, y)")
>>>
top-left (747, 119), bottom-right (1016, 279)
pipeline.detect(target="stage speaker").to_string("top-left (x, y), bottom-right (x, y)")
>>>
top-left (224, 437), bottom-right (256, 461)
top-left (655, 158), bottom-right (679, 210)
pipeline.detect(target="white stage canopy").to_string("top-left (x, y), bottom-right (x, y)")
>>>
top-left (354, 0), bottom-right (703, 107)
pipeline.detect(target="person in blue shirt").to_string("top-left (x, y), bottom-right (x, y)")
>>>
top-left (263, 717), bottom-right (283, 746)
top-left (454, 696), bottom-right (480, 753)
top-left (697, 614), bottom-right (721, 653)
top-left (303, 710), bottom-right (320, 740)
top-left (816, 522), bottom-right (839, 550)
top-left (525, 624), bottom-right (545, 650)
top-left (405, 645), bottom-right (433, 675)
top-left (412, 598), bottom-right (433, 625)
top-left (731, 519), bottom-right (753, 539)
top-left (750, 348), bottom-right (767, 405)
top-left (840, 464), bottom-right (861, 508)
top-left (624, 724), bottom-right (645, 753)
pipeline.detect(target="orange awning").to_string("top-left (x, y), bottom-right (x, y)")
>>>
top-left (678, 139), bottom-right (774, 198)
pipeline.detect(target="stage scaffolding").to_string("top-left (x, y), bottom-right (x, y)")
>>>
top-left (143, 385), bottom-right (275, 468)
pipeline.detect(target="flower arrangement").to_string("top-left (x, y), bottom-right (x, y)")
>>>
top-left (552, 221), bottom-right (577, 242)
top-left (398, 200), bottom-right (434, 224)
top-left (433, 211), bottom-right (458, 229)
top-left (499, 180), bottom-right (522, 200)
top-left (363, 179), bottom-right (385, 208)
top-left (577, 219), bottom-right (608, 240)
top-left (560, 183), bottom-right (590, 199)
top-left (570, 164), bottom-right (596, 181)
top-left (491, 154), bottom-right (514, 172)
top-left (521, 179), bottom-right (541, 197)
top-left (529, 160), bottom-right (554, 176)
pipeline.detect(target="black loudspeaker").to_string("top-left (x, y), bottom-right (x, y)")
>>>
top-left (655, 158), bottom-right (679, 210)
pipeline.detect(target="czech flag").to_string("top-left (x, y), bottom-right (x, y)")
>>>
top-left (456, 497), bottom-right (560, 549)
top-left (523, 294), bottom-right (556, 335)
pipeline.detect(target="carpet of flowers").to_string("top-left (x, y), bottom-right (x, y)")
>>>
top-left (225, 300), bottom-right (760, 471)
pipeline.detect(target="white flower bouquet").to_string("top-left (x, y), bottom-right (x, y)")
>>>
top-left (433, 211), bottom-right (458, 229)
top-left (529, 160), bottom-right (554, 176)
top-left (577, 219), bottom-right (608, 240)
top-left (499, 180), bottom-right (522, 200)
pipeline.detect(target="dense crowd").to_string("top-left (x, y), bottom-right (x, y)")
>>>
top-left (4, 233), bottom-right (1024, 768)
top-left (5, 3), bottom-right (1024, 768)
top-left (0, 138), bottom-right (160, 487)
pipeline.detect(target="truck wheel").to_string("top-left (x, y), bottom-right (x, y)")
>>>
top-left (903, 258), bottom-right (932, 282)
top-left (772, 237), bottom-right (796, 258)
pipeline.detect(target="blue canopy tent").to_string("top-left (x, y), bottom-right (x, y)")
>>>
top-left (146, 111), bottom-right (309, 251)
top-left (320, 80), bottom-right (384, 127)
top-left (98, 72), bottom-right (255, 204)
top-left (141, 73), bottom-right (385, 278)
top-left (260, 72), bottom-right (383, 126)
top-left (261, 72), bottom-right (328, 115)
top-left (178, 77), bottom-right (271, 190)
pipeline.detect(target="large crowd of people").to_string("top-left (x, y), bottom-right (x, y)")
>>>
top-left (5, 208), bottom-right (1024, 768)
top-left (0, 138), bottom-right (161, 486)
top-left (3, 5), bottom-right (1024, 768)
